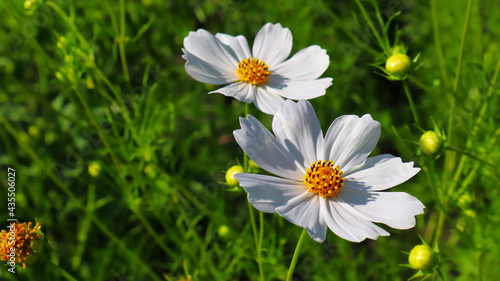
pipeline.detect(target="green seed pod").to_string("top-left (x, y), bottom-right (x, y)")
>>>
top-left (226, 165), bottom-right (244, 187)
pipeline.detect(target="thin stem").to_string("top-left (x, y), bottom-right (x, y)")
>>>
top-left (286, 229), bottom-right (307, 281)
top-left (49, 260), bottom-right (79, 281)
top-left (430, 0), bottom-right (449, 88)
top-left (316, 0), bottom-right (379, 56)
top-left (453, 0), bottom-right (473, 94)
top-left (0, 116), bottom-right (162, 281)
top-left (444, 0), bottom-right (474, 196)
top-left (258, 210), bottom-right (265, 281)
top-left (354, 0), bottom-right (386, 51)
top-left (448, 56), bottom-right (500, 195)
top-left (73, 86), bottom-right (122, 173)
top-left (118, 0), bottom-right (131, 87)
top-left (403, 80), bottom-right (420, 126)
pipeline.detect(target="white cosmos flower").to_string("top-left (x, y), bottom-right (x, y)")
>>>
top-left (233, 100), bottom-right (425, 243)
top-left (182, 23), bottom-right (332, 115)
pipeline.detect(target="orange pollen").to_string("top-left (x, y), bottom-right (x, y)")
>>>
top-left (303, 160), bottom-right (345, 198)
top-left (0, 221), bottom-right (41, 267)
top-left (236, 57), bottom-right (271, 85)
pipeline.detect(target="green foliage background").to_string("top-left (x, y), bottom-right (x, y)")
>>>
top-left (0, 0), bottom-right (499, 280)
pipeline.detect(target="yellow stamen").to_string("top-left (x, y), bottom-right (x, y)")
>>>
top-left (303, 160), bottom-right (345, 198)
top-left (236, 57), bottom-right (271, 85)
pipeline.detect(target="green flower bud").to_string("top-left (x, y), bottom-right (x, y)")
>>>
top-left (420, 131), bottom-right (441, 155)
top-left (225, 165), bottom-right (244, 187)
top-left (385, 53), bottom-right (411, 78)
top-left (218, 225), bottom-right (229, 236)
top-left (409, 244), bottom-right (434, 270)
top-left (88, 162), bottom-right (101, 177)
top-left (24, 1), bottom-right (32, 10)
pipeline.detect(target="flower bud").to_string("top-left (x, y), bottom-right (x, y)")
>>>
top-left (88, 162), bottom-right (101, 177)
top-left (218, 225), bottom-right (229, 236)
top-left (385, 53), bottom-right (411, 78)
top-left (409, 244), bottom-right (434, 270)
top-left (420, 131), bottom-right (441, 155)
top-left (249, 160), bottom-right (259, 169)
top-left (24, 1), bottom-right (32, 10)
top-left (225, 165), bottom-right (244, 187)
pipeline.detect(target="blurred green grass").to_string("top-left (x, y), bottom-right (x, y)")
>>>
top-left (0, 0), bottom-right (499, 280)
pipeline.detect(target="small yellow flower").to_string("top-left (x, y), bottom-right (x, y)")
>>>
top-left (225, 165), bottom-right (244, 187)
top-left (88, 162), bottom-right (101, 177)
top-left (409, 244), bottom-right (433, 270)
top-left (420, 131), bottom-right (441, 155)
top-left (0, 221), bottom-right (42, 268)
top-left (385, 53), bottom-right (411, 78)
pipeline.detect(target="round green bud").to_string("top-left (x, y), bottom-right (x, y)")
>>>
top-left (24, 1), bottom-right (32, 10)
top-left (385, 53), bottom-right (411, 78)
top-left (409, 244), bottom-right (434, 270)
top-left (88, 162), bottom-right (101, 177)
top-left (225, 165), bottom-right (244, 187)
top-left (218, 225), bottom-right (229, 236)
top-left (420, 131), bottom-right (441, 155)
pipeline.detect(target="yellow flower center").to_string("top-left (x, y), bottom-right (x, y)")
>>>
top-left (236, 57), bottom-right (271, 85)
top-left (304, 160), bottom-right (345, 198)
top-left (0, 222), bottom-right (41, 268)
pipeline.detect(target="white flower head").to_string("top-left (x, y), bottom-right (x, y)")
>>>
top-left (233, 100), bottom-right (425, 243)
top-left (182, 23), bottom-right (332, 115)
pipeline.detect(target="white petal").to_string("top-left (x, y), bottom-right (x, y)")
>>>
top-left (235, 173), bottom-right (306, 213)
top-left (210, 82), bottom-right (255, 103)
top-left (344, 154), bottom-right (420, 191)
top-left (182, 29), bottom-right (239, 84)
top-left (253, 85), bottom-right (286, 115)
top-left (271, 45), bottom-right (330, 80)
top-left (321, 198), bottom-right (388, 242)
top-left (233, 115), bottom-right (304, 180)
top-left (272, 100), bottom-right (323, 168)
top-left (276, 191), bottom-right (327, 243)
top-left (252, 23), bottom-right (292, 66)
top-left (338, 188), bottom-right (425, 229)
top-left (266, 77), bottom-right (332, 100)
top-left (215, 33), bottom-right (252, 61)
top-left (322, 114), bottom-right (381, 172)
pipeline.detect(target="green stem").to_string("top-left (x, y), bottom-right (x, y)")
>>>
top-left (286, 229), bottom-right (307, 281)
top-left (73, 86), bottom-right (122, 174)
top-left (118, 0), bottom-right (131, 87)
top-left (242, 103), bottom-right (264, 280)
top-left (49, 260), bottom-right (79, 281)
top-left (453, 0), bottom-right (473, 94)
top-left (316, 0), bottom-right (379, 56)
top-left (0, 117), bottom-right (162, 281)
top-left (444, 0), bottom-right (474, 195)
top-left (402, 80), bottom-right (420, 126)
top-left (430, 0), bottom-right (450, 88)
top-left (258, 211), bottom-right (265, 281)
top-left (354, 0), bottom-right (386, 51)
